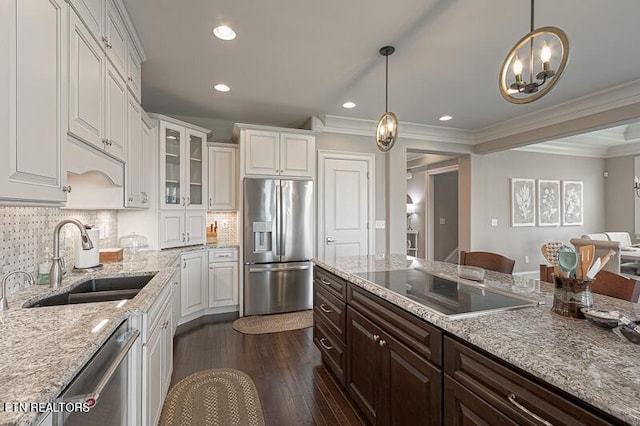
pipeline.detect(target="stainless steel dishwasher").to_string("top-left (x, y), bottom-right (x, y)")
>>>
top-left (53, 319), bottom-right (140, 425)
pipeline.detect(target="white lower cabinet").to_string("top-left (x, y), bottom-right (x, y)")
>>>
top-left (142, 284), bottom-right (173, 426)
top-left (181, 251), bottom-right (208, 316)
top-left (208, 249), bottom-right (238, 308)
top-left (171, 267), bottom-right (181, 335)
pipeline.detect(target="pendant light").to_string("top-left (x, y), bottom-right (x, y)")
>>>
top-left (376, 46), bottom-right (399, 152)
top-left (499, 0), bottom-right (569, 104)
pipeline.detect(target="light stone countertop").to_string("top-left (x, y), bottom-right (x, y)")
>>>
top-left (313, 254), bottom-right (640, 426)
top-left (0, 243), bottom-right (238, 426)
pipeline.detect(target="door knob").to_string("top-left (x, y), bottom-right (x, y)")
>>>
top-left (326, 237), bottom-right (335, 245)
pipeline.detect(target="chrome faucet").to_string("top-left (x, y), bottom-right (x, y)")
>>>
top-left (1, 271), bottom-right (35, 311)
top-left (50, 219), bottom-right (94, 289)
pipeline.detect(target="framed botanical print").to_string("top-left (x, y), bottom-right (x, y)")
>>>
top-left (537, 180), bottom-right (560, 226)
top-left (511, 178), bottom-right (535, 227)
top-left (562, 180), bottom-right (583, 226)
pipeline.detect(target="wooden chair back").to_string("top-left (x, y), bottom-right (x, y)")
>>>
top-left (459, 251), bottom-right (515, 274)
top-left (593, 269), bottom-right (640, 303)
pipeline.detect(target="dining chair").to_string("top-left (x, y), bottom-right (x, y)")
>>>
top-left (459, 251), bottom-right (515, 274)
top-left (593, 269), bottom-right (640, 303)
top-left (539, 264), bottom-right (554, 283)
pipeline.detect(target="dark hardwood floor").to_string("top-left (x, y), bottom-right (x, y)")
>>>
top-left (171, 320), bottom-right (365, 426)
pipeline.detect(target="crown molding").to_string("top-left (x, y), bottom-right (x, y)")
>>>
top-left (514, 141), bottom-right (609, 158)
top-left (605, 141), bottom-right (640, 158)
top-left (310, 115), bottom-right (475, 146)
top-left (476, 79), bottom-right (640, 146)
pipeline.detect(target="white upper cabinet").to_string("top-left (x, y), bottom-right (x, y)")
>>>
top-left (242, 128), bottom-right (315, 178)
top-left (0, 0), bottom-right (69, 204)
top-left (207, 146), bottom-right (237, 210)
top-left (126, 41), bottom-right (142, 102)
top-left (125, 94), bottom-right (143, 208)
top-left (105, 61), bottom-right (127, 160)
top-left (69, 0), bottom-right (103, 38)
top-left (185, 129), bottom-right (207, 210)
top-left (69, 10), bottom-right (104, 150)
top-left (104, 0), bottom-right (127, 78)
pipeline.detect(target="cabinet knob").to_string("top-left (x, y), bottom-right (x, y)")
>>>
top-left (182, 233), bottom-right (186, 243)
top-left (182, 197), bottom-right (186, 207)
top-left (186, 196), bottom-right (190, 206)
top-left (209, 197), bottom-right (213, 207)
top-left (62, 186), bottom-right (72, 193)
top-left (373, 334), bottom-right (380, 342)
top-left (107, 139), bottom-right (113, 146)
top-left (183, 260), bottom-right (187, 268)
top-left (378, 339), bottom-right (387, 348)
top-left (128, 196), bottom-right (133, 202)
top-left (187, 232), bottom-right (190, 242)
top-left (128, 76), bottom-right (133, 82)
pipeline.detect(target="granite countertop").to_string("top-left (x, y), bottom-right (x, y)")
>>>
top-left (0, 243), bottom-right (238, 426)
top-left (313, 254), bottom-right (640, 426)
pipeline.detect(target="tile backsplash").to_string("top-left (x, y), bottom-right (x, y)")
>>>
top-left (206, 211), bottom-right (239, 244)
top-left (0, 207), bottom-right (118, 294)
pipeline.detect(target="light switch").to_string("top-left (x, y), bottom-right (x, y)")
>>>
top-left (375, 220), bottom-right (385, 229)
top-left (491, 219), bottom-right (498, 227)
top-left (439, 218), bottom-right (446, 225)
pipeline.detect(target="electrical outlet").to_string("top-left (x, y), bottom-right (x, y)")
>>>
top-left (375, 220), bottom-right (385, 229)
top-left (439, 218), bottom-right (446, 225)
top-left (524, 256), bottom-right (530, 264)
top-left (491, 219), bottom-right (498, 227)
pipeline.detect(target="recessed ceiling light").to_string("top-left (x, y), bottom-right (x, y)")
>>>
top-left (342, 101), bottom-right (356, 109)
top-left (439, 115), bottom-right (453, 121)
top-left (214, 83), bottom-right (231, 92)
top-left (213, 25), bottom-right (236, 41)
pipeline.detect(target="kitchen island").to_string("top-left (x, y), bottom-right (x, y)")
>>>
top-left (0, 243), bottom-right (237, 426)
top-left (313, 254), bottom-right (640, 426)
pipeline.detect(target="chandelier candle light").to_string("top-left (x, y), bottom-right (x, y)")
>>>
top-left (376, 46), bottom-right (399, 151)
top-left (499, 0), bottom-right (569, 104)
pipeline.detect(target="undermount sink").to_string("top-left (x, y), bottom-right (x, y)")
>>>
top-left (24, 274), bottom-right (156, 308)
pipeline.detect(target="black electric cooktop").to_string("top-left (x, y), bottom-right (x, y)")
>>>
top-left (354, 268), bottom-right (537, 319)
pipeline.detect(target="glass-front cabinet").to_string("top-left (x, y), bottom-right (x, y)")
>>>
top-left (160, 122), bottom-right (206, 210)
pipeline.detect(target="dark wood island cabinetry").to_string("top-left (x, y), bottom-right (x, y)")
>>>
top-left (313, 265), bottom-right (627, 426)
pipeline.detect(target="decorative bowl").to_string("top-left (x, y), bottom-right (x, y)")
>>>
top-left (580, 308), bottom-right (620, 328)
top-left (457, 265), bottom-right (485, 282)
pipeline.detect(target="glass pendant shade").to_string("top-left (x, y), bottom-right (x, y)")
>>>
top-left (376, 112), bottom-right (398, 151)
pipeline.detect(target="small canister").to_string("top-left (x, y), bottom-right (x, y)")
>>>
top-left (552, 275), bottom-right (593, 319)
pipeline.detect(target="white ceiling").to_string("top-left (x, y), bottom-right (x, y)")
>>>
top-left (122, 0), bottom-right (640, 133)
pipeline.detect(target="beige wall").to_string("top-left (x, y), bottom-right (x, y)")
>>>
top-left (605, 156), bottom-right (637, 241)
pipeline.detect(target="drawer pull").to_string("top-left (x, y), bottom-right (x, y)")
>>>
top-left (319, 304), bottom-right (332, 314)
top-left (508, 394), bottom-right (553, 426)
top-left (319, 338), bottom-right (333, 351)
top-left (319, 277), bottom-right (331, 286)
top-left (373, 334), bottom-right (380, 342)
top-left (378, 339), bottom-right (387, 348)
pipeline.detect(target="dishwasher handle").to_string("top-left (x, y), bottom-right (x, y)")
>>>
top-left (61, 329), bottom-right (140, 407)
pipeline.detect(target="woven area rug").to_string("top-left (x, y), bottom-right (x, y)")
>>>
top-left (160, 368), bottom-right (265, 426)
top-left (232, 310), bottom-right (313, 334)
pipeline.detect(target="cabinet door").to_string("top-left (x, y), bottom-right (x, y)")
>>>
top-left (68, 0), bottom-right (103, 41)
top-left (160, 122), bottom-right (185, 209)
top-left (144, 319), bottom-right (163, 426)
top-left (346, 307), bottom-right (380, 425)
top-left (160, 302), bottom-right (173, 396)
top-left (171, 271), bottom-right (181, 334)
top-left (69, 9), bottom-right (104, 149)
top-left (244, 129), bottom-right (279, 176)
top-left (104, 61), bottom-right (127, 160)
top-left (208, 261), bottom-right (238, 307)
top-left (444, 376), bottom-right (517, 426)
top-left (126, 41), bottom-right (142, 102)
top-left (104, 0), bottom-right (127, 78)
top-left (0, 0), bottom-right (68, 203)
top-left (207, 146), bottom-right (237, 210)
top-left (125, 94), bottom-right (142, 207)
top-left (181, 252), bottom-right (208, 316)
top-left (140, 121), bottom-right (151, 207)
top-left (185, 129), bottom-right (206, 209)
top-left (279, 133), bottom-right (315, 177)
top-left (159, 211), bottom-right (185, 249)
top-left (185, 211), bottom-right (206, 245)
top-left (381, 330), bottom-right (442, 426)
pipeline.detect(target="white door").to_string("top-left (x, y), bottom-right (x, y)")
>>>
top-left (320, 154), bottom-right (373, 258)
top-left (185, 129), bottom-right (206, 209)
top-left (104, 0), bottom-right (127, 77)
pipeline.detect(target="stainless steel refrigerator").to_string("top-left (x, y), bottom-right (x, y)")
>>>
top-left (243, 178), bottom-right (313, 315)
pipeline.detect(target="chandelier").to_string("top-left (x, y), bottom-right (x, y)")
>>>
top-left (376, 46), bottom-right (399, 151)
top-left (499, 0), bottom-right (569, 104)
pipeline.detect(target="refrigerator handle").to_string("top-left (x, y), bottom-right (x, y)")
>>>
top-left (274, 182), bottom-right (281, 257)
